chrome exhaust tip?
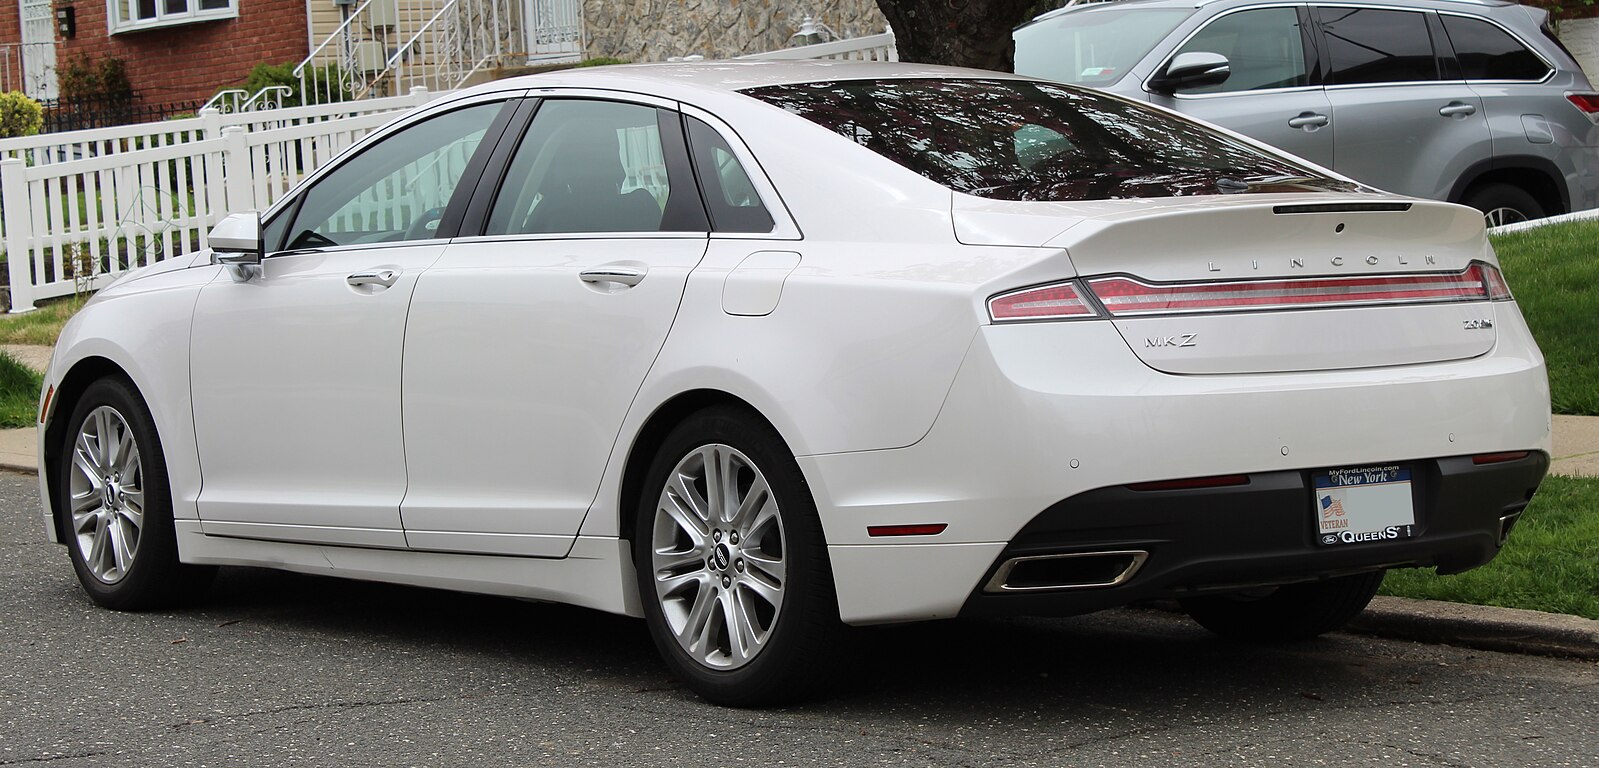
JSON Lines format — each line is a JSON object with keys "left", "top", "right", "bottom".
{"left": 1498, "top": 509, "right": 1524, "bottom": 546}
{"left": 983, "top": 550, "right": 1150, "bottom": 593}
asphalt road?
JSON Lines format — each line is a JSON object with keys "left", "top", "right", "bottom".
{"left": 3, "top": 471, "right": 1596, "bottom": 768}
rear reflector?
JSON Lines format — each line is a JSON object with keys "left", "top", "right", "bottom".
{"left": 1472, "top": 451, "right": 1530, "bottom": 465}
{"left": 1568, "top": 92, "right": 1599, "bottom": 124}
{"left": 988, "top": 281, "right": 1099, "bottom": 322}
{"left": 1127, "top": 474, "right": 1249, "bottom": 491}
{"left": 1086, "top": 262, "right": 1510, "bottom": 317}
{"left": 867, "top": 523, "right": 948, "bottom": 537}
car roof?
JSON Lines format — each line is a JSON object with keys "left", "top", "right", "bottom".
{"left": 1023, "top": 0, "right": 1522, "bottom": 25}
{"left": 452, "top": 60, "right": 1033, "bottom": 104}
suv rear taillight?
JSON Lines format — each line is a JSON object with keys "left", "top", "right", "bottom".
{"left": 988, "top": 281, "right": 1102, "bottom": 322}
{"left": 1568, "top": 92, "right": 1599, "bottom": 124}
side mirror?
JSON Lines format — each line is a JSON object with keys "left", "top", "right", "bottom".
{"left": 210, "top": 212, "right": 264, "bottom": 282}
{"left": 1150, "top": 52, "right": 1231, "bottom": 94}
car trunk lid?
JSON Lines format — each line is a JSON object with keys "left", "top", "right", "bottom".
{"left": 959, "top": 194, "right": 1503, "bottom": 374}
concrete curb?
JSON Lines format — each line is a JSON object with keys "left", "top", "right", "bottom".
{"left": 1347, "top": 596, "right": 1599, "bottom": 661}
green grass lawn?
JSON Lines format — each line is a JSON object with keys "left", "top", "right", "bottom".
{"left": 1490, "top": 219, "right": 1599, "bottom": 416}
{"left": 1381, "top": 474, "right": 1599, "bottom": 620}
{"left": 0, "top": 351, "right": 41, "bottom": 428}
{"left": 0, "top": 297, "right": 83, "bottom": 346}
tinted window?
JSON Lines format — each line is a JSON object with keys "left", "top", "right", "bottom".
{"left": 487, "top": 100, "right": 673, "bottom": 235}
{"left": 1014, "top": 7, "right": 1192, "bottom": 86}
{"left": 744, "top": 79, "right": 1356, "bottom": 202}
{"left": 1173, "top": 8, "right": 1308, "bottom": 94}
{"left": 685, "top": 117, "right": 773, "bottom": 233}
{"left": 284, "top": 102, "right": 501, "bottom": 250}
{"left": 1441, "top": 15, "right": 1550, "bottom": 81}
{"left": 1319, "top": 8, "right": 1438, "bottom": 85}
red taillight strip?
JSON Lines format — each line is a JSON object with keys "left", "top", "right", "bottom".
{"left": 1086, "top": 264, "right": 1507, "bottom": 317}
{"left": 988, "top": 281, "right": 1099, "bottom": 322}
{"left": 1568, "top": 92, "right": 1599, "bottom": 124}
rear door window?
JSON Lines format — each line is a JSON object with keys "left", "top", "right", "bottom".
{"left": 1317, "top": 7, "right": 1439, "bottom": 85}
{"left": 486, "top": 99, "right": 678, "bottom": 235}
{"left": 1440, "top": 15, "right": 1551, "bottom": 82}
{"left": 1170, "top": 7, "right": 1311, "bottom": 94}
{"left": 684, "top": 117, "right": 774, "bottom": 233}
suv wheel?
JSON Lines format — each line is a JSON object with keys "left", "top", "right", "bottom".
{"left": 1463, "top": 182, "right": 1544, "bottom": 227}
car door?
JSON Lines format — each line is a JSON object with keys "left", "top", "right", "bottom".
{"left": 1146, "top": 5, "right": 1336, "bottom": 168}
{"left": 189, "top": 95, "right": 517, "bottom": 547}
{"left": 399, "top": 96, "right": 711, "bottom": 557}
{"left": 1313, "top": 5, "right": 1491, "bottom": 199}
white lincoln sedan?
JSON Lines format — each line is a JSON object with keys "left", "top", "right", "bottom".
{"left": 38, "top": 62, "right": 1551, "bottom": 705}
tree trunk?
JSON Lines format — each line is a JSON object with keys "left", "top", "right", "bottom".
{"left": 875, "top": 0, "right": 1041, "bottom": 71}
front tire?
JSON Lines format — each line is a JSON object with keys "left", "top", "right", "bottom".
{"left": 57, "top": 378, "right": 214, "bottom": 610}
{"left": 633, "top": 406, "right": 841, "bottom": 706}
{"left": 1180, "top": 571, "right": 1384, "bottom": 642}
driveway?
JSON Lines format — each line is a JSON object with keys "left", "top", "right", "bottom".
{"left": 3, "top": 471, "right": 1595, "bottom": 767}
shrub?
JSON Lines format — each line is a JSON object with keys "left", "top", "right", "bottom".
{"left": 0, "top": 91, "right": 43, "bottom": 138}
{"left": 57, "top": 56, "right": 133, "bottom": 103}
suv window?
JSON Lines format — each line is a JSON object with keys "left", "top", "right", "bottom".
{"left": 282, "top": 102, "right": 502, "bottom": 251}
{"left": 1013, "top": 7, "right": 1192, "bottom": 87}
{"left": 1318, "top": 7, "right": 1438, "bottom": 85}
{"left": 1171, "top": 7, "right": 1309, "bottom": 94}
{"left": 486, "top": 99, "right": 674, "bottom": 235}
{"left": 1440, "top": 15, "right": 1550, "bottom": 82}
{"left": 744, "top": 78, "right": 1355, "bottom": 202}
{"left": 685, "top": 117, "right": 773, "bottom": 233}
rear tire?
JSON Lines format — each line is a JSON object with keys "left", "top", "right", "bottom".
{"left": 57, "top": 378, "right": 215, "bottom": 610}
{"left": 1180, "top": 571, "right": 1384, "bottom": 642}
{"left": 1462, "top": 182, "right": 1544, "bottom": 227}
{"left": 633, "top": 405, "right": 841, "bottom": 706}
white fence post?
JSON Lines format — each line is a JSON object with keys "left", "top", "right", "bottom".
{"left": 221, "top": 127, "right": 252, "bottom": 215}
{"left": 1, "top": 157, "right": 34, "bottom": 313}
{"left": 200, "top": 107, "right": 223, "bottom": 141}
{"left": 409, "top": 86, "right": 431, "bottom": 108}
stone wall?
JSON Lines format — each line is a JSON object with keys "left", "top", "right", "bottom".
{"left": 1561, "top": 17, "right": 1599, "bottom": 82}
{"left": 583, "top": 0, "right": 888, "bottom": 63}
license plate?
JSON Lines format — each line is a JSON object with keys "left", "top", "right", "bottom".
{"left": 1312, "top": 465, "right": 1417, "bottom": 546}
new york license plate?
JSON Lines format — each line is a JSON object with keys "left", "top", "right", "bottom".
{"left": 1312, "top": 465, "right": 1417, "bottom": 546}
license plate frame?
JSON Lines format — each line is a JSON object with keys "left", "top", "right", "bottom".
{"left": 1312, "top": 464, "right": 1417, "bottom": 547}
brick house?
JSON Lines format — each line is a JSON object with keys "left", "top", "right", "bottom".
{"left": 0, "top": 0, "right": 311, "bottom": 105}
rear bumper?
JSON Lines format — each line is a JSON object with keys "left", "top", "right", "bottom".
{"left": 807, "top": 311, "right": 1551, "bottom": 625}
{"left": 960, "top": 452, "right": 1546, "bottom": 618}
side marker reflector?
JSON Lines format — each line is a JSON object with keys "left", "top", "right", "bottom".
{"left": 867, "top": 523, "right": 949, "bottom": 537}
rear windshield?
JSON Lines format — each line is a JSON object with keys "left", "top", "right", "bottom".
{"left": 743, "top": 78, "right": 1357, "bottom": 202}
{"left": 1014, "top": 7, "right": 1191, "bottom": 86}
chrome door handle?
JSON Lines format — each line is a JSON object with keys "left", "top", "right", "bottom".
{"left": 579, "top": 267, "right": 646, "bottom": 287}
{"left": 1287, "top": 113, "right": 1329, "bottom": 129}
{"left": 1439, "top": 102, "right": 1477, "bottom": 117}
{"left": 347, "top": 269, "right": 399, "bottom": 288}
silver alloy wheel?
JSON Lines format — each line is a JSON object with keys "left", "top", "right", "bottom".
{"left": 651, "top": 443, "right": 786, "bottom": 670}
{"left": 68, "top": 405, "right": 144, "bottom": 584}
{"left": 1483, "top": 207, "right": 1530, "bottom": 228}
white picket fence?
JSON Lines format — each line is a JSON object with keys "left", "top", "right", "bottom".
{"left": 737, "top": 31, "right": 898, "bottom": 62}
{"left": 0, "top": 88, "right": 440, "bottom": 312}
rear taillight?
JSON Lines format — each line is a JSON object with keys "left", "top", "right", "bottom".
{"left": 988, "top": 281, "right": 1101, "bottom": 322}
{"left": 1082, "top": 262, "right": 1510, "bottom": 317}
{"left": 1568, "top": 92, "right": 1599, "bottom": 124}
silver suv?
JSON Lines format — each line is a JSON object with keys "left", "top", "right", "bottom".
{"left": 1014, "top": 0, "right": 1599, "bottom": 223}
